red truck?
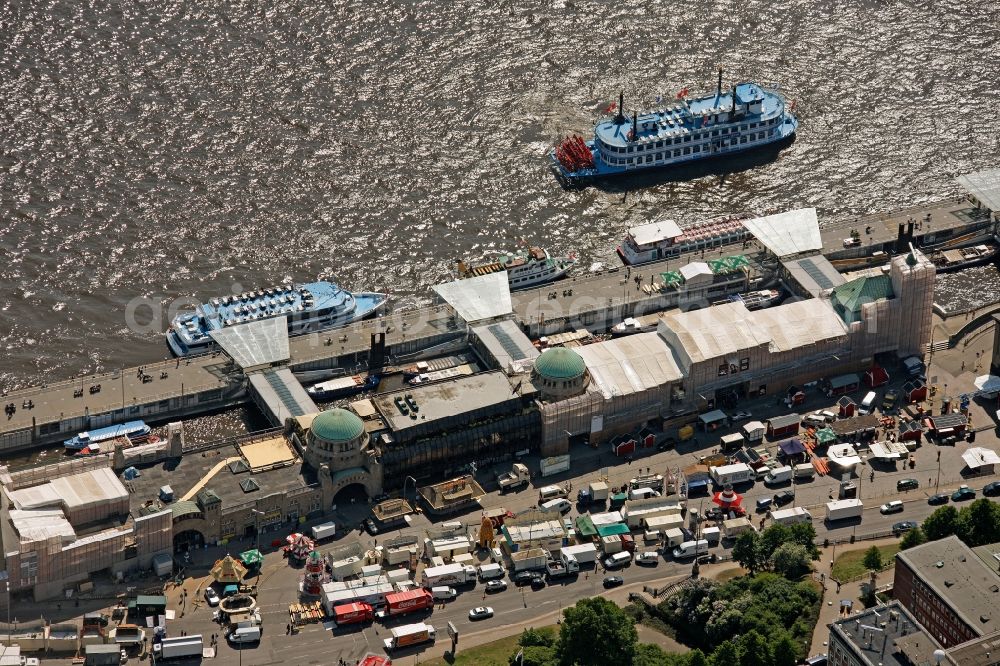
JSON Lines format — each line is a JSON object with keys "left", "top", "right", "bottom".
{"left": 333, "top": 602, "right": 375, "bottom": 626}
{"left": 376, "top": 589, "right": 433, "bottom": 619}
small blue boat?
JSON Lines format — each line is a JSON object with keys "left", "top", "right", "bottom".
{"left": 64, "top": 420, "right": 152, "bottom": 451}
{"left": 551, "top": 70, "right": 797, "bottom": 184}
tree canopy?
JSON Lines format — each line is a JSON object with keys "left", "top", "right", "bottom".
{"left": 862, "top": 545, "right": 883, "bottom": 572}
{"left": 556, "top": 597, "right": 638, "bottom": 666}
{"left": 922, "top": 505, "right": 959, "bottom": 541}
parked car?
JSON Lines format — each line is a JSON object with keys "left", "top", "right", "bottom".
{"left": 731, "top": 411, "right": 752, "bottom": 421}
{"left": 880, "top": 500, "right": 904, "bottom": 515}
{"left": 928, "top": 493, "right": 950, "bottom": 505}
{"left": 204, "top": 587, "right": 221, "bottom": 606}
{"left": 469, "top": 606, "right": 494, "bottom": 621}
{"left": 773, "top": 490, "right": 795, "bottom": 506}
{"left": 657, "top": 437, "right": 677, "bottom": 452}
{"left": 363, "top": 518, "right": 380, "bottom": 535}
{"left": 513, "top": 571, "right": 536, "bottom": 586}
{"left": 896, "top": 478, "right": 920, "bottom": 492}
{"left": 804, "top": 654, "right": 828, "bottom": 666}
{"left": 530, "top": 573, "right": 546, "bottom": 590}
{"left": 892, "top": 520, "right": 918, "bottom": 534}
{"left": 635, "top": 551, "right": 660, "bottom": 566}
{"left": 485, "top": 579, "right": 508, "bottom": 593}
{"left": 602, "top": 576, "right": 624, "bottom": 588}
{"left": 755, "top": 497, "right": 773, "bottom": 512}
{"left": 983, "top": 481, "right": 1000, "bottom": 497}
{"left": 952, "top": 485, "right": 976, "bottom": 502}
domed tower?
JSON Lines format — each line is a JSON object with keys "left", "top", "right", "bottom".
{"left": 531, "top": 347, "right": 590, "bottom": 400}
{"left": 305, "top": 408, "right": 368, "bottom": 470}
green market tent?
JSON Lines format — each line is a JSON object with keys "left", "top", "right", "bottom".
{"left": 239, "top": 549, "right": 263, "bottom": 568}
{"left": 815, "top": 428, "right": 837, "bottom": 445}
{"left": 596, "top": 523, "right": 630, "bottom": 538}
{"left": 660, "top": 271, "right": 684, "bottom": 287}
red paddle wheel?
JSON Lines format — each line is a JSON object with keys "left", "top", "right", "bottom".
{"left": 555, "top": 135, "right": 595, "bottom": 172}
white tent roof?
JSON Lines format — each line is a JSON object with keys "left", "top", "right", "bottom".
{"left": 9, "top": 508, "right": 76, "bottom": 543}
{"left": 957, "top": 168, "right": 1000, "bottom": 213}
{"left": 827, "top": 444, "right": 862, "bottom": 468}
{"left": 679, "top": 261, "right": 714, "bottom": 284}
{"left": 433, "top": 272, "right": 511, "bottom": 323}
{"left": 753, "top": 299, "right": 848, "bottom": 352}
{"left": 209, "top": 316, "right": 290, "bottom": 369}
{"left": 743, "top": 208, "right": 822, "bottom": 258}
{"left": 659, "top": 301, "right": 770, "bottom": 366}
{"left": 51, "top": 467, "right": 129, "bottom": 509}
{"left": 962, "top": 447, "right": 1000, "bottom": 470}
{"left": 8, "top": 482, "right": 63, "bottom": 510}
{"left": 628, "top": 219, "right": 683, "bottom": 246}
{"left": 574, "top": 332, "right": 683, "bottom": 399}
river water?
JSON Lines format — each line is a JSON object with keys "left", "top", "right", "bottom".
{"left": 2, "top": 0, "right": 999, "bottom": 394}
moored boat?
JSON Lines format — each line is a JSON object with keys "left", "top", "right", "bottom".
{"left": 64, "top": 420, "right": 151, "bottom": 451}
{"left": 610, "top": 316, "right": 659, "bottom": 336}
{"left": 551, "top": 71, "right": 797, "bottom": 184}
{"left": 931, "top": 244, "right": 997, "bottom": 273}
{"left": 730, "top": 289, "right": 781, "bottom": 310}
{"left": 617, "top": 216, "right": 750, "bottom": 265}
{"left": 167, "top": 281, "right": 387, "bottom": 357}
{"left": 458, "top": 247, "right": 575, "bottom": 290}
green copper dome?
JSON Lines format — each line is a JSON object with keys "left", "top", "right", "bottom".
{"left": 311, "top": 408, "right": 364, "bottom": 443}
{"left": 534, "top": 347, "right": 587, "bottom": 380}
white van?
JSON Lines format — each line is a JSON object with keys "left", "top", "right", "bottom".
{"left": 228, "top": 626, "right": 261, "bottom": 644}
{"left": 604, "top": 551, "right": 633, "bottom": 569}
{"left": 540, "top": 498, "right": 572, "bottom": 515}
{"left": 538, "top": 485, "right": 568, "bottom": 503}
{"left": 431, "top": 586, "right": 457, "bottom": 601}
{"left": 628, "top": 487, "right": 660, "bottom": 501}
{"left": 860, "top": 391, "right": 877, "bottom": 414}
{"left": 764, "top": 465, "right": 794, "bottom": 486}
{"left": 672, "top": 539, "right": 710, "bottom": 560}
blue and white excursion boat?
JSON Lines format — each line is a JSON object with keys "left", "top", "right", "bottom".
{"left": 64, "top": 420, "right": 151, "bottom": 452}
{"left": 552, "top": 70, "right": 797, "bottom": 183}
{"left": 167, "top": 281, "right": 387, "bottom": 356}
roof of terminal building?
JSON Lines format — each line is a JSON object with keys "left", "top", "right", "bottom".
{"left": 782, "top": 255, "right": 847, "bottom": 297}
{"left": 209, "top": 316, "right": 290, "bottom": 369}
{"left": 831, "top": 274, "right": 894, "bottom": 321}
{"left": 471, "top": 319, "right": 539, "bottom": 373}
{"left": 752, "top": 299, "right": 848, "bottom": 352}
{"left": 957, "top": 168, "right": 1000, "bottom": 213}
{"left": 311, "top": 408, "right": 365, "bottom": 443}
{"left": 433, "top": 272, "right": 512, "bottom": 323}
{"left": 659, "top": 301, "right": 771, "bottom": 366}
{"left": 9, "top": 467, "right": 129, "bottom": 513}
{"left": 895, "top": 535, "right": 1000, "bottom": 637}
{"left": 743, "top": 208, "right": 822, "bottom": 258}
{"left": 372, "top": 371, "right": 519, "bottom": 433}
{"left": 574, "top": 332, "right": 683, "bottom": 399}
{"left": 246, "top": 367, "right": 318, "bottom": 420}
{"left": 534, "top": 347, "right": 587, "bottom": 380}
{"left": 9, "top": 508, "right": 76, "bottom": 542}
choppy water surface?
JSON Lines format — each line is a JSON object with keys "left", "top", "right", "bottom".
{"left": 2, "top": 0, "right": 999, "bottom": 391}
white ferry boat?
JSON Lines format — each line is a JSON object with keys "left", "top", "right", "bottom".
{"left": 167, "top": 281, "right": 387, "bottom": 356}
{"left": 610, "top": 316, "right": 659, "bottom": 336}
{"left": 458, "top": 247, "right": 575, "bottom": 290}
{"left": 618, "top": 216, "right": 749, "bottom": 265}
{"left": 730, "top": 289, "right": 781, "bottom": 310}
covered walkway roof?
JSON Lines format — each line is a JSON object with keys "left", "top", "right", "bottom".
{"left": 209, "top": 316, "right": 290, "bottom": 369}
{"left": 433, "top": 272, "right": 511, "bottom": 323}
{"left": 743, "top": 208, "right": 822, "bottom": 258}
{"left": 957, "top": 168, "right": 1000, "bottom": 213}
{"left": 247, "top": 367, "right": 319, "bottom": 425}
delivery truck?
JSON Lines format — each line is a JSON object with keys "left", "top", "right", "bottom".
{"left": 383, "top": 623, "right": 436, "bottom": 652}
{"left": 560, "top": 543, "right": 598, "bottom": 566}
{"left": 376, "top": 590, "right": 433, "bottom": 619}
{"left": 477, "top": 563, "right": 505, "bottom": 580}
{"left": 710, "top": 463, "right": 755, "bottom": 486}
{"left": 825, "top": 499, "right": 864, "bottom": 522}
{"left": 545, "top": 558, "right": 579, "bottom": 579}
{"left": 664, "top": 528, "right": 685, "bottom": 547}
{"left": 767, "top": 507, "right": 812, "bottom": 525}
{"left": 153, "top": 635, "right": 204, "bottom": 660}
{"left": 577, "top": 481, "right": 610, "bottom": 505}
{"left": 497, "top": 463, "right": 530, "bottom": 493}
{"left": 420, "top": 563, "right": 476, "bottom": 587}
{"left": 311, "top": 522, "right": 337, "bottom": 541}
{"left": 334, "top": 602, "right": 375, "bottom": 625}
{"left": 510, "top": 548, "right": 549, "bottom": 573}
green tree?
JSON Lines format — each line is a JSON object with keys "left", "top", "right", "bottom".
{"left": 711, "top": 640, "right": 741, "bottom": 666}
{"left": 957, "top": 499, "right": 1000, "bottom": 546}
{"left": 759, "top": 523, "right": 792, "bottom": 561}
{"left": 556, "top": 597, "right": 638, "bottom": 666}
{"left": 787, "top": 521, "right": 821, "bottom": 559}
{"left": 771, "top": 542, "right": 811, "bottom": 579}
{"left": 922, "top": 505, "right": 960, "bottom": 541}
{"left": 633, "top": 644, "right": 673, "bottom": 666}
{"left": 687, "top": 650, "right": 710, "bottom": 666}
{"left": 899, "top": 526, "right": 927, "bottom": 550}
{"left": 519, "top": 626, "right": 556, "bottom": 648}
{"left": 862, "top": 546, "right": 883, "bottom": 572}
{"left": 732, "top": 531, "right": 765, "bottom": 573}
{"left": 771, "top": 633, "right": 799, "bottom": 666}
{"left": 737, "top": 630, "right": 773, "bottom": 666}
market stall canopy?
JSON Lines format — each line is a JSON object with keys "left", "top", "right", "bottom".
{"left": 827, "top": 444, "right": 862, "bottom": 469}
{"left": 210, "top": 554, "right": 247, "bottom": 584}
{"left": 962, "top": 447, "right": 1000, "bottom": 471}
{"left": 778, "top": 438, "right": 807, "bottom": 456}
{"left": 239, "top": 549, "right": 263, "bottom": 567}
